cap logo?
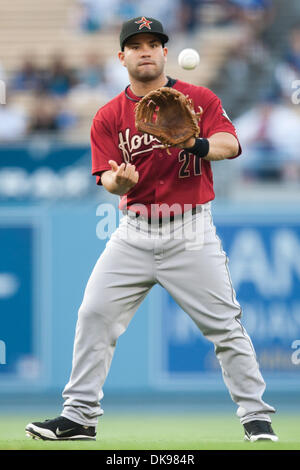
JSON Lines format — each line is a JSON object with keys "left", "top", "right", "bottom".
{"left": 135, "top": 17, "right": 152, "bottom": 30}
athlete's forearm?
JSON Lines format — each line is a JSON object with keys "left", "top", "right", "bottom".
{"left": 100, "top": 171, "right": 120, "bottom": 195}
{"left": 204, "top": 132, "right": 239, "bottom": 161}
{"left": 101, "top": 170, "right": 129, "bottom": 195}
{"left": 183, "top": 132, "right": 239, "bottom": 162}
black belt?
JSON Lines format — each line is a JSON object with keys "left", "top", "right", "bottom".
{"left": 123, "top": 206, "right": 201, "bottom": 226}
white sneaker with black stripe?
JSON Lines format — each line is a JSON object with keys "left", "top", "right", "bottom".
{"left": 243, "top": 420, "right": 278, "bottom": 442}
{"left": 25, "top": 416, "right": 96, "bottom": 441}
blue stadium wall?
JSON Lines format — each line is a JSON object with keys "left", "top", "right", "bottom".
{"left": 0, "top": 143, "right": 300, "bottom": 396}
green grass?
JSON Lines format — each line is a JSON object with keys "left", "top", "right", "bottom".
{"left": 0, "top": 413, "right": 299, "bottom": 450}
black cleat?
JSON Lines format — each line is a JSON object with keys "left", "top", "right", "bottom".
{"left": 243, "top": 420, "right": 278, "bottom": 442}
{"left": 25, "top": 416, "right": 96, "bottom": 441}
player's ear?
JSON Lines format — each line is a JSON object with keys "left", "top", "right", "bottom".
{"left": 118, "top": 51, "right": 126, "bottom": 67}
{"left": 163, "top": 47, "right": 168, "bottom": 62}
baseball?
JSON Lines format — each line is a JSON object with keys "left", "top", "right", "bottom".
{"left": 178, "top": 48, "right": 200, "bottom": 70}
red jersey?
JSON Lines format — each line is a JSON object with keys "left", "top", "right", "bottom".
{"left": 91, "top": 78, "right": 241, "bottom": 216}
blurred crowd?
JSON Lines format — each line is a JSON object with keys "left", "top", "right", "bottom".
{"left": 0, "top": 52, "right": 107, "bottom": 140}
{"left": 232, "top": 23, "right": 300, "bottom": 183}
{"left": 0, "top": 0, "right": 300, "bottom": 186}
{"left": 70, "top": 0, "right": 275, "bottom": 36}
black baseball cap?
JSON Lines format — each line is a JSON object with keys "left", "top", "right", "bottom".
{"left": 120, "top": 16, "right": 169, "bottom": 51}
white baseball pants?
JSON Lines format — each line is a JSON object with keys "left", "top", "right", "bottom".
{"left": 61, "top": 203, "right": 275, "bottom": 426}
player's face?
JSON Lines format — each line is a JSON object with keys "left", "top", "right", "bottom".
{"left": 119, "top": 34, "right": 167, "bottom": 82}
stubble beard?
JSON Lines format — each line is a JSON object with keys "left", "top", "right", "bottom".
{"left": 128, "top": 61, "right": 165, "bottom": 83}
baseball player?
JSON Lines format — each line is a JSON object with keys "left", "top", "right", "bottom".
{"left": 26, "top": 17, "right": 278, "bottom": 442}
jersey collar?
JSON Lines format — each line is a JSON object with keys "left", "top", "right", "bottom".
{"left": 125, "top": 76, "right": 177, "bottom": 102}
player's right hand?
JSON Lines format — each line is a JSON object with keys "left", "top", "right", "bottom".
{"left": 107, "top": 160, "right": 139, "bottom": 195}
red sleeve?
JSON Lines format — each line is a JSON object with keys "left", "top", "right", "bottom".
{"left": 91, "top": 114, "right": 123, "bottom": 185}
{"left": 202, "top": 95, "right": 242, "bottom": 159}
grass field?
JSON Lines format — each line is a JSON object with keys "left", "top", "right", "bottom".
{"left": 0, "top": 412, "right": 299, "bottom": 450}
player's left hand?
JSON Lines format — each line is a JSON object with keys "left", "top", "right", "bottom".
{"left": 135, "top": 87, "right": 202, "bottom": 150}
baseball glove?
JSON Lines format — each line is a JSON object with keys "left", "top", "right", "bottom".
{"left": 135, "top": 87, "right": 203, "bottom": 151}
